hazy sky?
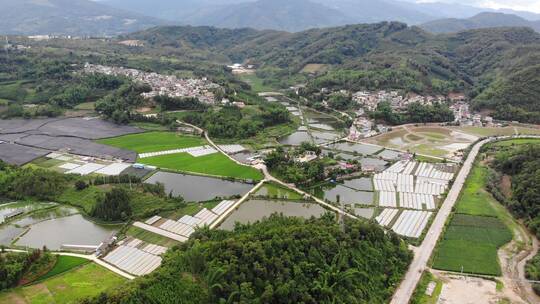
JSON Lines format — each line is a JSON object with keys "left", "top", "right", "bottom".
{"left": 415, "top": 0, "right": 540, "bottom": 13}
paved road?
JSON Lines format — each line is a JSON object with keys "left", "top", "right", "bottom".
{"left": 390, "top": 138, "right": 491, "bottom": 304}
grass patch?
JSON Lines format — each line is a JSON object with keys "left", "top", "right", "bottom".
{"left": 255, "top": 182, "right": 303, "bottom": 200}
{"left": 98, "top": 132, "right": 206, "bottom": 153}
{"left": 58, "top": 186, "right": 106, "bottom": 214}
{"left": 37, "top": 256, "right": 89, "bottom": 282}
{"left": 491, "top": 138, "right": 540, "bottom": 147}
{"left": 238, "top": 74, "right": 275, "bottom": 92}
{"left": 125, "top": 226, "right": 179, "bottom": 248}
{"left": 454, "top": 166, "right": 498, "bottom": 217}
{"left": 28, "top": 157, "right": 65, "bottom": 169}
{"left": 129, "top": 122, "right": 170, "bottom": 131}
{"left": 141, "top": 152, "right": 263, "bottom": 181}
{"left": 0, "top": 263, "right": 125, "bottom": 304}
{"left": 415, "top": 155, "right": 443, "bottom": 163}
{"left": 159, "top": 200, "right": 222, "bottom": 220}
{"left": 411, "top": 271, "right": 443, "bottom": 304}
{"left": 454, "top": 126, "right": 516, "bottom": 137}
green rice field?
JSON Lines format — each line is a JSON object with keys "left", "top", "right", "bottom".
{"left": 141, "top": 152, "right": 263, "bottom": 181}
{"left": 0, "top": 263, "right": 125, "bottom": 304}
{"left": 97, "top": 132, "right": 206, "bottom": 153}
{"left": 432, "top": 165, "right": 512, "bottom": 276}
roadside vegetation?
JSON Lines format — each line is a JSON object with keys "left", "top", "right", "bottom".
{"left": 485, "top": 140, "right": 540, "bottom": 294}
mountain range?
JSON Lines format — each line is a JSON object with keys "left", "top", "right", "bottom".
{"left": 421, "top": 12, "right": 540, "bottom": 33}
{"left": 1, "top": 0, "right": 540, "bottom": 35}
{"left": 0, "top": 0, "right": 164, "bottom": 36}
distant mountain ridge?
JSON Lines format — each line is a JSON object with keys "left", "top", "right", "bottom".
{"left": 421, "top": 12, "right": 540, "bottom": 34}
{"left": 102, "top": 0, "right": 540, "bottom": 32}
{"left": 184, "top": 0, "right": 351, "bottom": 32}
{"left": 0, "top": 0, "right": 165, "bottom": 36}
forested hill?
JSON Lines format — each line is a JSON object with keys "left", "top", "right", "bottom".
{"left": 420, "top": 12, "right": 540, "bottom": 34}
{"left": 82, "top": 215, "right": 412, "bottom": 303}
{"left": 125, "top": 23, "right": 540, "bottom": 122}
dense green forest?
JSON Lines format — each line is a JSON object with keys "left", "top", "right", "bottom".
{"left": 489, "top": 143, "right": 540, "bottom": 294}
{"left": 83, "top": 215, "right": 412, "bottom": 304}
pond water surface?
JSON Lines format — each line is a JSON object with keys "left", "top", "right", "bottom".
{"left": 145, "top": 171, "right": 254, "bottom": 202}
{"left": 327, "top": 142, "right": 382, "bottom": 155}
{"left": 220, "top": 199, "right": 326, "bottom": 230}
{"left": 278, "top": 131, "right": 312, "bottom": 146}
{"left": 311, "top": 182, "right": 374, "bottom": 206}
{"left": 16, "top": 214, "right": 119, "bottom": 250}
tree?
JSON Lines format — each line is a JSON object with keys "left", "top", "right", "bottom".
{"left": 92, "top": 187, "right": 132, "bottom": 221}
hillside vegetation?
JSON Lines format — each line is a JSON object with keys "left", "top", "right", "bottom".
{"left": 82, "top": 215, "right": 412, "bottom": 303}
{"left": 124, "top": 24, "right": 540, "bottom": 123}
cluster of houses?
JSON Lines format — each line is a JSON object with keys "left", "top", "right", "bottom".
{"left": 449, "top": 102, "right": 495, "bottom": 127}
{"left": 84, "top": 63, "right": 221, "bottom": 104}
{"left": 351, "top": 90, "right": 448, "bottom": 111}
{"left": 348, "top": 117, "right": 389, "bottom": 140}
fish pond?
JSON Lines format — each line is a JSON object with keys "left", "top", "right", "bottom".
{"left": 310, "top": 178, "right": 375, "bottom": 206}
{"left": 145, "top": 171, "right": 254, "bottom": 202}
{"left": 16, "top": 213, "right": 119, "bottom": 250}
{"left": 0, "top": 204, "right": 120, "bottom": 250}
{"left": 219, "top": 199, "right": 327, "bottom": 230}
{"left": 278, "top": 131, "right": 312, "bottom": 146}
{"left": 327, "top": 142, "right": 383, "bottom": 155}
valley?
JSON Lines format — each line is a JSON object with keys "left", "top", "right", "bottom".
{"left": 1, "top": 9, "right": 540, "bottom": 303}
